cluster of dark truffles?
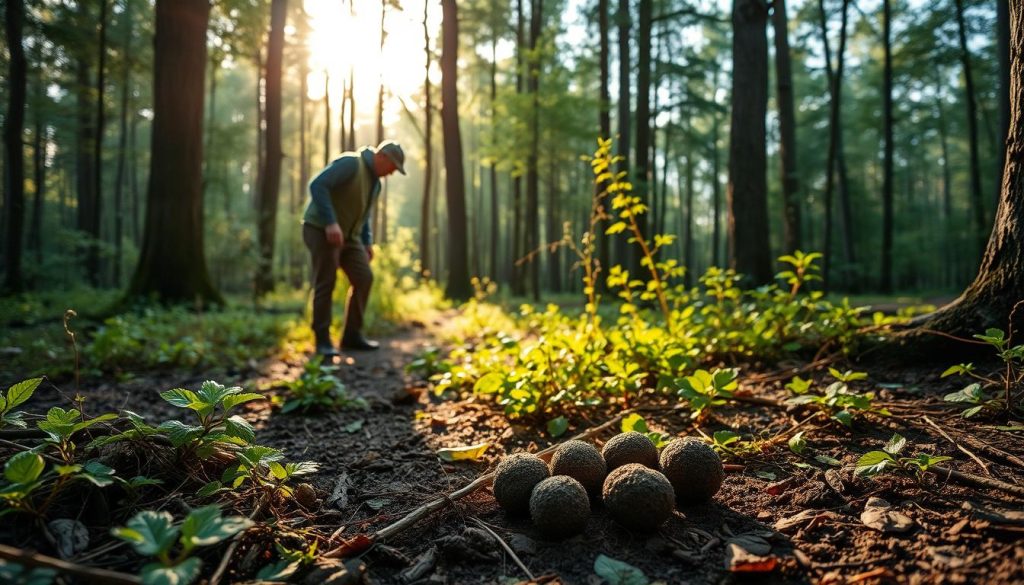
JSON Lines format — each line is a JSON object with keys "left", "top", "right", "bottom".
{"left": 491, "top": 433, "right": 723, "bottom": 539}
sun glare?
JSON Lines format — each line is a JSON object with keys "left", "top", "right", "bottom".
{"left": 304, "top": 0, "right": 438, "bottom": 126}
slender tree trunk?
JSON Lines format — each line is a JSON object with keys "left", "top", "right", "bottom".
{"left": 597, "top": 0, "right": 611, "bottom": 286}
{"left": 510, "top": 0, "right": 525, "bottom": 295}
{"left": 3, "top": 0, "right": 28, "bottom": 292}
{"left": 255, "top": 0, "right": 287, "bottom": 297}
{"left": 936, "top": 84, "right": 955, "bottom": 289}
{"left": 93, "top": 0, "right": 109, "bottom": 284}
{"left": 490, "top": 31, "right": 500, "bottom": 281}
{"left": 129, "top": 108, "right": 140, "bottom": 245}
{"left": 421, "top": 1, "right": 432, "bottom": 278}
{"left": 440, "top": 0, "right": 471, "bottom": 300}
{"left": 772, "top": 0, "right": 801, "bottom": 254}
{"left": 819, "top": 0, "right": 848, "bottom": 291}
{"left": 712, "top": 91, "right": 722, "bottom": 268}
{"left": 376, "top": 0, "right": 387, "bottom": 243}
{"left": 634, "top": 0, "right": 652, "bottom": 267}
{"left": 126, "top": 0, "right": 221, "bottom": 305}
{"left": 113, "top": 0, "right": 133, "bottom": 287}
{"left": 30, "top": 83, "right": 44, "bottom": 267}
{"left": 324, "top": 74, "right": 331, "bottom": 165}
{"left": 880, "top": 0, "right": 895, "bottom": 293}
{"left": 728, "top": 0, "right": 772, "bottom": 285}
{"left": 526, "top": 0, "right": 544, "bottom": 300}
{"left": 615, "top": 0, "right": 631, "bottom": 269}
{"left": 684, "top": 110, "right": 695, "bottom": 287}
{"left": 547, "top": 157, "right": 561, "bottom": 293}
{"left": 955, "top": 0, "right": 987, "bottom": 258}
{"left": 75, "top": 57, "right": 98, "bottom": 287}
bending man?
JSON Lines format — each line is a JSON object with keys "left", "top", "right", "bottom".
{"left": 302, "top": 140, "right": 406, "bottom": 357}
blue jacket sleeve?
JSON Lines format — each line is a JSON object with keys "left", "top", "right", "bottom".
{"left": 308, "top": 157, "right": 358, "bottom": 225}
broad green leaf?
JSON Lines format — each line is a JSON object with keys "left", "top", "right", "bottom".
{"left": 181, "top": 505, "right": 253, "bottom": 547}
{"left": 788, "top": 431, "right": 807, "bottom": 455}
{"left": 159, "top": 389, "right": 199, "bottom": 409}
{"left": 140, "top": 558, "right": 201, "bottom": 585}
{"left": 1, "top": 411, "right": 28, "bottom": 428}
{"left": 221, "top": 393, "right": 264, "bottom": 412}
{"left": 940, "top": 364, "right": 973, "bottom": 378}
{"left": 785, "top": 376, "right": 812, "bottom": 395}
{"left": 944, "top": 384, "right": 983, "bottom": 404}
{"left": 196, "top": 380, "right": 239, "bottom": 406}
{"left": 71, "top": 413, "right": 118, "bottom": 434}
{"left": 125, "top": 476, "right": 163, "bottom": 489}
{"left": 79, "top": 460, "right": 116, "bottom": 487}
{"left": 473, "top": 372, "right": 504, "bottom": 395}
{"left": 883, "top": 434, "right": 907, "bottom": 456}
{"left": 268, "top": 461, "right": 288, "bottom": 480}
{"left": 593, "top": 554, "right": 649, "bottom": 585}
{"left": 437, "top": 443, "right": 489, "bottom": 462}
{"left": 113, "top": 510, "right": 179, "bottom": 556}
{"left": 831, "top": 410, "right": 854, "bottom": 427}
{"left": 256, "top": 559, "right": 301, "bottom": 581}
{"left": 237, "top": 446, "right": 282, "bottom": 468}
{"left": 286, "top": 461, "right": 320, "bottom": 476}
{"left": 855, "top": 451, "right": 895, "bottom": 477}
{"left": 5, "top": 378, "right": 42, "bottom": 411}
{"left": 547, "top": 416, "right": 569, "bottom": 438}
{"left": 620, "top": 413, "right": 650, "bottom": 434}
{"left": 814, "top": 454, "right": 842, "bottom": 467}
{"left": 223, "top": 416, "right": 255, "bottom": 444}
{"left": 197, "top": 481, "right": 223, "bottom": 497}
{"left": 4, "top": 451, "right": 45, "bottom": 484}
{"left": 713, "top": 430, "right": 740, "bottom": 447}
{"left": 157, "top": 420, "right": 204, "bottom": 448}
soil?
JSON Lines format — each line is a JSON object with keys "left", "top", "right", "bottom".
{"left": 3, "top": 318, "right": 1024, "bottom": 584}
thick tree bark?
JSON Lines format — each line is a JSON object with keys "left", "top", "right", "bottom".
{"left": 377, "top": 0, "right": 388, "bottom": 244}
{"left": 772, "top": 0, "right": 801, "bottom": 255}
{"left": 955, "top": 0, "right": 987, "bottom": 259}
{"left": 998, "top": 0, "right": 1010, "bottom": 209}
{"left": 728, "top": 0, "right": 772, "bottom": 285}
{"left": 902, "top": 1, "right": 1024, "bottom": 353}
{"left": 113, "top": 0, "right": 133, "bottom": 287}
{"left": 255, "top": 0, "right": 288, "bottom": 297}
{"left": 126, "top": 0, "right": 221, "bottom": 305}
{"left": 3, "top": 0, "right": 28, "bottom": 292}
{"left": 421, "top": 1, "right": 432, "bottom": 278}
{"left": 615, "top": 0, "right": 631, "bottom": 269}
{"left": 881, "top": 0, "right": 895, "bottom": 293}
{"left": 441, "top": 0, "right": 471, "bottom": 301}
{"left": 526, "top": 0, "right": 544, "bottom": 301}
{"left": 596, "top": 0, "right": 611, "bottom": 286}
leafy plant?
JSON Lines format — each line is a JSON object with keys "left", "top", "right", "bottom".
{"left": 942, "top": 327, "right": 1024, "bottom": 417}
{"left": 785, "top": 369, "right": 889, "bottom": 427}
{"left": 157, "top": 380, "right": 263, "bottom": 458}
{"left": 198, "top": 445, "right": 319, "bottom": 498}
{"left": 37, "top": 406, "right": 117, "bottom": 463}
{"left": 0, "top": 377, "right": 42, "bottom": 429}
{"left": 112, "top": 506, "right": 252, "bottom": 585}
{"left": 855, "top": 434, "right": 952, "bottom": 478}
{"left": 620, "top": 413, "right": 667, "bottom": 447}
{"left": 669, "top": 368, "right": 739, "bottom": 419}
{"left": 282, "top": 357, "right": 367, "bottom": 413}
{"left": 708, "top": 429, "right": 760, "bottom": 459}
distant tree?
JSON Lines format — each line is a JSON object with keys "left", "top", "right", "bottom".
{"left": 596, "top": 0, "right": 611, "bottom": 284}
{"left": 126, "top": 0, "right": 221, "bottom": 305}
{"left": 905, "top": 2, "right": 1024, "bottom": 348}
{"left": 113, "top": 0, "right": 135, "bottom": 286}
{"left": 93, "top": 0, "right": 108, "bottom": 283}
{"left": 728, "top": 0, "right": 772, "bottom": 285}
{"left": 881, "top": 0, "right": 894, "bottom": 293}
{"left": 421, "top": 0, "right": 433, "bottom": 278}
{"left": 818, "top": 0, "right": 850, "bottom": 290}
{"left": 441, "top": 0, "right": 471, "bottom": 300}
{"left": 3, "top": 0, "right": 28, "bottom": 293}
{"left": 526, "top": 0, "right": 544, "bottom": 301}
{"left": 255, "top": 0, "right": 288, "bottom": 297}
{"left": 633, "top": 0, "right": 652, "bottom": 266}
{"left": 615, "top": 0, "right": 631, "bottom": 268}
{"left": 772, "top": 0, "right": 801, "bottom": 255}
{"left": 955, "top": 0, "right": 986, "bottom": 258}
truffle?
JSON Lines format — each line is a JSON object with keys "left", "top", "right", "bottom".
{"left": 601, "top": 432, "right": 660, "bottom": 471}
{"left": 658, "top": 437, "right": 724, "bottom": 505}
{"left": 529, "top": 476, "right": 590, "bottom": 539}
{"left": 492, "top": 453, "right": 550, "bottom": 515}
{"left": 549, "top": 440, "right": 607, "bottom": 495}
{"left": 602, "top": 463, "right": 675, "bottom": 531}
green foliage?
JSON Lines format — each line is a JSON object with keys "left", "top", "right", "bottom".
{"left": 855, "top": 433, "right": 952, "bottom": 478}
{"left": 620, "top": 413, "right": 667, "bottom": 448}
{"left": 0, "top": 377, "right": 42, "bottom": 429}
{"left": 281, "top": 357, "right": 367, "bottom": 414}
{"left": 157, "top": 380, "right": 263, "bottom": 458}
{"left": 668, "top": 369, "right": 738, "bottom": 419}
{"left": 785, "top": 369, "right": 890, "bottom": 427}
{"left": 112, "top": 506, "right": 252, "bottom": 585}
{"left": 708, "top": 429, "right": 760, "bottom": 459}
{"left": 199, "top": 445, "right": 319, "bottom": 498}
{"left": 941, "top": 327, "right": 1024, "bottom": 417}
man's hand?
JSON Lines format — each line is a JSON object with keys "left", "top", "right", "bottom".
{"left": 325, "top": 223, "right": 344, "bottom": 247}
{"left": 366, "top": 245, "right": 374, "bottom": 263}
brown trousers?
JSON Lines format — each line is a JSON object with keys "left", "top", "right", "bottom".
{"left": 303, "top": 223, "right": 373, "bottom": 347}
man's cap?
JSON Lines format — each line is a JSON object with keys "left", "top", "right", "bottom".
{"left": 377, "top": 141, "right": 406, "bottom": 175}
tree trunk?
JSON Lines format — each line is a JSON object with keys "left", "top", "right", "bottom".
{"left": 441, "top": 0, "right": 471, "bottom": 301}
{"left": 510, "top": 0, "right": 525, "bottom": 295}
{"left": 376, "top": 0, "right": 388, "bottom": 244}
{"left": 255, "top": 0, "right": 287, "bottom": 297}
{"left": 324, "top": 74, "right": 331, "bottom": 165}
{"left": 955, "top": 0, "right": 987, "bottom": 259}
{"left": 880, "top": 0, "right": 895, "bottom": 293}
{"left": 526, "top": 0, "right": 544, "bottom": 301}
{"left": 684, "top": 110, "right": 695, "bottom": 287}
{"left": 634, "top": 0, "right": 652, "bottom": 267}
{"left": 129, "top": 106, "right": 140, "bottom": 245}
{"left": 936, "top": 84, "right": 955, "bottom": 289}
{"left": 728, "top": 0, "right": 772, "bottom": 286}
{"left": 615, "top": 0, "right": 631, "bottom": 269}
{"left": 421, "top": 0, "right": 432, "bottom": 278}
{"left": 94, "top": 0, "right": 108, "bottom": 284}
{"left": 547, "top": 157, "right": 561, "bottom": 293}
{"left": 998, "top": 0, "right": 1010, "bottom": 209}
{"left": 3, "top": 0, "right": 27, "bottom": 292}
{"left": 712, "top": 86, "right": 722, "bottom": 268}
{"left": 76, "top": 56, "right": 99, "bottom": 287}
{"left": 30, "top": 77, "right": 44, "bottom": 267}
{"left": 902, "top": 1, "right": 1024, "bottom": 354}
{"left": 597, "top": 0, "right": 611, "bottom": 286}
{"left": 126, "top": 0, "right": 221, "bottom": 305}
{"left": 113, "top": 0, "right": 133, "bottom": 287}
{"left": 819, "top": 0, "right": 849, "bottom": 291}
{"left": 772, "top": 0, "right": 800, "bottom": 255}
{"left": 490, "top": 30, "right": 500, "bottom": 281}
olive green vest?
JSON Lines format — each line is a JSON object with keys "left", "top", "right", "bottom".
{"left": 330, "top": 150, "right": 372, "bottom": 243}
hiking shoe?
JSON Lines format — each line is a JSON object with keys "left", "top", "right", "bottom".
{"left": 341, "top": 333, "right": 380, "bottom": 351}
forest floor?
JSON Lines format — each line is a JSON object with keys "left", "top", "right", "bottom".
{"left": 3, "top": 309, "right": 1024, "bottom": 584}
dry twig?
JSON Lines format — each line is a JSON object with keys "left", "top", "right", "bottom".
{"left": 0, "top": 543, "right": 141, "bottom": 585}
{"left": 470, "top": 518, "right": 535, "bottom": 581}
{"left": 922, "top": 416, "right": 991, "bottom": 476}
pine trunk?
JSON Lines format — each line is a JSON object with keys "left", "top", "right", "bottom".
{"left": 956, "top": 0, "right": 987, "bottom": 259}
{"left": 615, "top": 0, "right": 631, "bottom": 269}
{"left": 881, "top": 0, "right": 895, "bottom": 292}
{"left": 440, "top": 0, "right": 471, "bottom": 301}
{"left": 772, "top": 0, "right": 801, "bottom": 255}
{"left": 3, "top": 0, "right": 27, "bottom": 292}
{"left": 421, "top": 0, "right": 432, "bottom": 278}
{"left": 255, "top": 0, "right": 287, "bottom": 297}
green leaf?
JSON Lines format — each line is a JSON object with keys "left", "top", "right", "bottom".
{"left": 196, "top": 380, "right": 238, "bottom": 406}
{"left": 785, "top": 376, "right": 812, "bottom": 395}
{"left": 814, "top": 454, "right": 842, "bottom": 467}
{"left": 883, "top": 434, "right": 907, "bottom": 456}
{"left": 237, "top": 446, "right": 282, "bottom": 468}
{"left": 125, "top": 476, "right": 163, "bottom": 489}
{"left": 831, "top": 410, "right": 854, "bottom": 427}
{"left": 71, "top": 413, "right": 118, "bottom": 434}
{"left": 4, "top": 451, "right": 45, "bottom": 484}
{"left": 593, "top": 554, "right": 649, "bottom": 585}
{"left": 256, "top": 559, "right": 301, "bottom": 581}
{"left": 221, "top": 392, "right": 264, "bottom": 412}
{"left": 79, "top": 460, "right": 116, "bottom": 487}
{"left": 944, "top": 383, "right": 984, "bottom": 404}
{"left": 181, "top": 505, "right": 253, "bottom": 547}
{"left": 437, "top": 443, "right": 489, "bottom": 462}
{"left": 159, "top": 389, "right": 199, "bottom": 409}
{"left": 223, "top": 416, "right": 255, "bottom": 444}
{"left": 547, "top": 416, "right": 569, "bottom": 438}
{"left": 974, "top": 328, "right": 1006, "bottom": 348}
{"left": 788, "top": 431, "right": 807, "bottom": 455}
{"left": 5, "top": 378, "right": 42, "bottom": 411}
{"left": 112, "top": 510, "right": 179, "bottom": 557}
{"left": 140, "top": 558, "right": 201, "bottom": 585}
{"left": 344, "top": 419, "right": 364, "bottom": 433}
{"left": 472, "top": 372, "right": 504, "bottom": 395}
{"left": 197, "top": 481, "right": 224, "bottom": 497}
{"left": 157, "top": 420, "right": 205, "bottom": 448}
{"left": 620, "top": 413, "right": 650, "bottom": 434}
{"left": 941, "top": 364, "right": 973, "bottom": 378}
{"left": 855, "top": 451, "right": 896, "bottom": 477}
{"left": 713, "top": 430, "right": 740, "bottom": 447}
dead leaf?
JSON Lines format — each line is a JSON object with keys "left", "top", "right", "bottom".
{"left": 437, "top": 442, "right": 489, "bottom": 462}
{"left": 962, "top": 501, "right": 1024, "bottom": 525}
{"left": 327, "top": 472, "right": 350, "bottom": 510}
{"left": 399, "top": 546, "right": 438, "bottom": 583}
{"left": 774, "top": 509, "right": 836, "bottom": 533}
{"left": 726, "top": 534, "right": 772, "bottom": 556}
{"left": 724, "top": 542, "right": 778, "bottom": 573}
{"left": 48, "top": 518, "right": 89, "bottom": 559}
{"left": 860, "top": 497, "right": 916, "bottom": 533}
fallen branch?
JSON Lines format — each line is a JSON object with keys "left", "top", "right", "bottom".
{"left": 929, "top": 465, "right": 1024, "bottom": 499}
{"left": 0, "top": 543, "right": 141, "bottom": 585}
{"left": 921, "top": 416, "right": 990, "bottom": 476}
{"left": 470, "top": 518, "right": 534, "bottom": 581}
{"left": 323, "top": 411, "right": 631, "bottom": 559}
